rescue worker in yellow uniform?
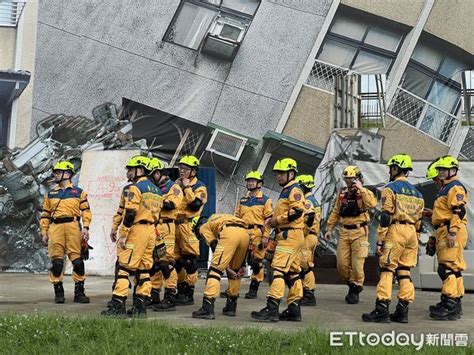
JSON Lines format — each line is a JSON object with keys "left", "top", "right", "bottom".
{"left": 362, "top": 154, "right": 424, "bottom": 323}
{"left": 251, "top": 158, "right": 305, "bottom": 322}
{"left": 41, "top": 160, "right": 92, "bottom": 304}
{"left": 174, "top": 155, "right": 208, "bottom": 305}
{"left": 424, "top": 157, "right": 443, "bottom": 258}
{"left": 191, "top": 214, "right": 250, "bottom": 319}
{"left": 429, "top": 156, "right": 468, "bottom": 321}
{"left": 296, "top": 174, "right": 321, "bottom": 306}
{"left": 147, "top": 157, "right": 184, "bottom": 312}
{"left": 101, "top": 156, "right": 164, "bottom": 318}
{"left": 324, "top": 166, "right": 377, "bottom": 304}
{"left": 236, "top": 171, "right": 273, "bottom": 299}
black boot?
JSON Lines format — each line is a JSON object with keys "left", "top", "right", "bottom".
{"left": 429, "top": 294, "right": 447, "bottom": 312}
{"left": 345, "top": 283, "right": 363, "bottom": 304}
{"left": 430, "top": 297, "right": 461, "bottom": 321}
{"left": 146, "top": 288, "right": 161, "bottom": 308}
{"left": 245, "top": 280, "right": 260, "bottom": 299}
{"left": 362, "top": 299, "right": 390, "bottom": 323}
{"left": 279, "top": 301, "right": 302, "bottom": 322}
{"left": 73, "top": 281, "right": 90, "bottom": 303}
{"left": 176, "top": 284, "right": 194, "bottom": 305}
{"left": 127, "top": 295, "right": 147, "bottom": 318}
{"left": 54, "top": 282, "right": 65, "bottom": 304}
{"left": 101, "top": 296, "right": 127, "bottom": 317}
{"left": 153, "top": 288, "right": 176, "bottom": 312}
{"left": 251, "top": 297, "right": 280, "bottom": 322}
{"left": 223, "top": 295, "right": 238, "bottom": 316}
{"left": 192, "top": 297, "right": 215, "bottom": 319}
{"left": 300, "top": 288, "right": 316, "bottom": 306}
{"left": 457, "top": 297, "right": 463, "bottom": 316}
{"left": 390, "top": 300, "right": 409, "bottom": 323}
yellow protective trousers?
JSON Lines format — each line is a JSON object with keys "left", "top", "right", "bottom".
{"left": 301, "top": 233, "right": 318, "bottom": 291}
{"left": 267, "top": 229, "right": 304, "bottom": 304}
{"left": 336, "top": 226, "right": 370, "bottom": 286}
{"left": 436, "top": 225, "right": 468, "bottom": 298}
{"left": 175, "top": 220, "right": 200, "bottom": 286}
{"left": 48, "top": 220, "right": 85, "bottom": 284}
{"left": 151, "top": 221, "right": 178, "bottom": 291}
{"left": 376, "top": 224, "right": 418, "bottom": 302}
{"left": 203, "top": 226, "right": 250, "bottom": 299}
{"left": 248, "top": 226, "right": 267, "bottom": 283}
{"left": 113, "top": 224, "right": 155, "bottom": 298}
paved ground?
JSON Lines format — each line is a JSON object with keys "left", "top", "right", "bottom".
{"left": 0, "top": 272, "right": 472, "bottom": 338}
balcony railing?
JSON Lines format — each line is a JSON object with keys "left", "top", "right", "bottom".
{"left": 0, "top": 1, "right": 26, "bottom": 27}
{"left": 388, "top": 87, "right": 460, "bottom": 144}
{"left": 306, "top": 59, "right": 350, "bottom": 92}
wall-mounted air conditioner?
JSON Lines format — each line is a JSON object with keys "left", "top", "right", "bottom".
{"left": 205, "top": 128, "right": 247, "bottom": 161}
{"left": 201, "top": 16, "right": 247, "bottom": 61}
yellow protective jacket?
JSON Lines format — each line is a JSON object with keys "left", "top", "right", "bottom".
{"left": 199, "top": 214, "right": 247, "bottom": 246}
{"left": 432, "top": 176, "right": 468, "bottom": 234}
{"left": 40, "top": 182, "right": 92, "bottom": 233}
{"left": 274, "top": 181, "right": 305, "bottom": 229}
{"left": 327, "top": 186, "right": 377, "bottom": 232}
{"left": 157, "top": 178, "right": 183, "bottom": 221}
{"left": 304, "top": 193, "right": 321, "bottom": 235}
{"left": 176, "top": 177, "right": 208, "bottom": 219}
{"left": 377, "top": 176, "right": 424, "bottom": 243}
{"left": 111, "top": 184, "right": 131, "bottom": 233}
{"left": 235, "top": 190, "right": 273, "bottom": 237}
{"left": 118, "top": 177, "right": 163, "bottom": 238}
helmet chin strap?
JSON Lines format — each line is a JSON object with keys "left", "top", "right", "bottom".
{"left": 447, "top": 169, "right": 457, "bottom": 179}
{"left": 56, "top": 171, "right": 71, "bottom": 183}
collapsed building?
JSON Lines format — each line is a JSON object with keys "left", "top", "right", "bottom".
{"left": 0, "top": 103, "right": 147, "bottom": 271}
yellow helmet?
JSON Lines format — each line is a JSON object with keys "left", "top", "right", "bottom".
{"left": 387, "top": 154, "right": 413, "bottom": 171}
{"left": 296, "top": 174, "right": 315, "bottom": 189}
{"left": 178, "top": 155, "right": 200, "bottom": 168}
{"left": 343, "top": 165, "right": 362, "bottom": 179}
{"left": 147, "top": 157, "right": 166, "bottom": 173}
{"left": 53, "top": 160, "right": 75, "bottom": 174}
{"left": 426, "top": 158, "right": 441, "bottom": 180}
{"left": 273, "top": 158, "right": 298, "bottom": 173}
{"left": 435, "top": 155, "right": 459, "bottom": 170}
{"left": 126, "top": 155, "right": 150, "bottom": 169}
{"left": 245, "top": 171, "right": 264, "bottom": 181}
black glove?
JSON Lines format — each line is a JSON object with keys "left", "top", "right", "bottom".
{"left": 426, "top": 236, "right": 436, "bottom": 256}
{"left": 80, "top": 241, "right": 93, "bottom": 261}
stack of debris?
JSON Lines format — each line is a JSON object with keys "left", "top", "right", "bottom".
{"left": 0, "top": 103, "right": 148, "bottom": 272}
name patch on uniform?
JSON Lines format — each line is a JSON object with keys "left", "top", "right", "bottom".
{"left": 294, "top": 193, "right": 301, "bottom": 201}
{"left": 456, "top": 194, "right": 464, "bottom": 201}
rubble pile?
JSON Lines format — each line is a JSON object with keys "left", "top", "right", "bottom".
{"left": 0, "top": 103, "right": 147, "bottom": 271}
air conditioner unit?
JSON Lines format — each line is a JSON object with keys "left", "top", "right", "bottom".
{"left": 201, "top": 16, "right": 247, "bottom": 61}
{"left": 205, "top": 128, "right": 247, "bottom": 161}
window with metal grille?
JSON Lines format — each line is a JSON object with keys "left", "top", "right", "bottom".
{"left": 460, "top": 127, "right": 474, "bottom": 160}
{"left": 0, "top": 1, "right": 25, "bottom": 27}
{"left": 315, "top": 5, "right": 408, "bottom": 76}
{"left": 206, "top": 129, "right": 247, "bottom": 161}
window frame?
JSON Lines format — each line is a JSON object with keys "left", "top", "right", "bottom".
{"left": 163, "top": 0, "right": 260, "bottom": 51}
{"left": 316, "top": 6, "right": 408, "bottom": 75}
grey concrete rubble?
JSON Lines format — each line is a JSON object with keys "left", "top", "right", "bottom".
{"left": 0, "top": 103, "right": 147, "bottom": 272}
